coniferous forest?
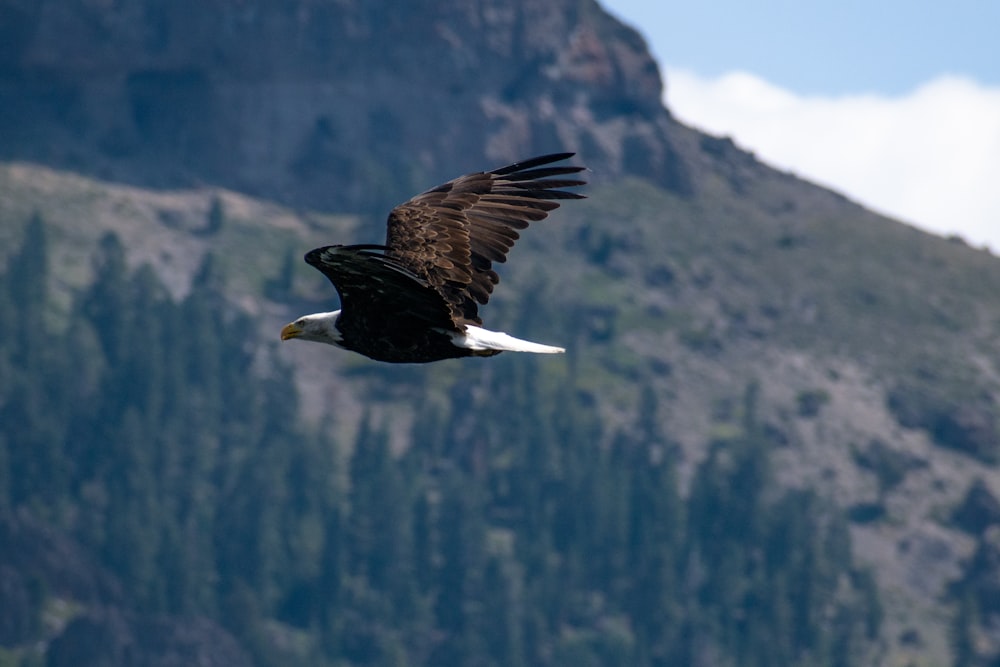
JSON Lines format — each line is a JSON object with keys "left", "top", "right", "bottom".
{"left": 0, "top": 215, "right": 892, "bottom": 666}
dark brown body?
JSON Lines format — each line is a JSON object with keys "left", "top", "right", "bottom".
{"left": 336, "top": 313, "right": 499, "bottom": 363}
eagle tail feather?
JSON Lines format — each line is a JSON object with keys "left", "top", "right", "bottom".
{"left": 449, "top": 326, "right": 565, "bottom": 354}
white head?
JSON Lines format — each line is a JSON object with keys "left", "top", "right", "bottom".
{"left": 280, "top": 310, "right": 344, "bottom": 347}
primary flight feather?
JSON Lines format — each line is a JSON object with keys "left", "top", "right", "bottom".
{"left": 280, "top": 153, "right": 586, "bottom": 363}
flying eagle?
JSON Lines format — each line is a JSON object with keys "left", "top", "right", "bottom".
{"left": 280, "top": 153, "right": 586, "bottom": 363}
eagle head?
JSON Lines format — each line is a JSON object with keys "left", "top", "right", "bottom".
{"left": 280, "top": 311, "right": 344, "bottom": 347}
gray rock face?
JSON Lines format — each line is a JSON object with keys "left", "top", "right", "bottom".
{"left": 0, "top": 0, "right": 689, "bottom": 212}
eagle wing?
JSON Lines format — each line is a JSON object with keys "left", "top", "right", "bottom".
{"left": 384, "top": 153, "right": 586, "bottom": 325}
{"left": 304, "top": 245, "right": 459, "bottom": 331}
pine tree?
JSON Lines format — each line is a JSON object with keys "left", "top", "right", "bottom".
{"left": 1, "top": 214, "right": 75, "bottom": 508}
{"left": 101, "top": 408, "right": 162, "bottom": 608}
{"left": 0, "top": 431, "right": 10, "bottom": 512}
{"left": 431, "top": 471, "right": 488, "bottom": 667}
{"left": 626, "top": 442, "right": 683, "bottom": 666}
{"left": 265, "top": 245, "right": 298, "bottom": 300}
{"left": 349, "top": 414, "right": 398, "bottom": 591}
{"left": 481, "top": 555, "right": 524, "bottom": 667}
{"left": 178, "top": 253, "right": 226, "bottom": 429}
{"left": 318, "top": 505, "right": 346, "bottom": 657}
{"left": 81, "top": 232, "right": 130, "bottom": 366}
{"left": 7, "top": 212, "right": 49, "bottom": 363}
{"left": 204, "top": 195, "right": 225, "bottom": 235}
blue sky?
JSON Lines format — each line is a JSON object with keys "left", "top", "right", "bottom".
{"left": 601, "top": 1, "right": 1000, "bottom": 250}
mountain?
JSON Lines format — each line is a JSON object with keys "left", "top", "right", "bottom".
{"left": 2, "top": 1, "right": 999, "bottom": 666}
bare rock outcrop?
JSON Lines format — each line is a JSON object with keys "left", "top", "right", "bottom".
{"left": 0, "top": 0, "right": 690, "bottom": 212}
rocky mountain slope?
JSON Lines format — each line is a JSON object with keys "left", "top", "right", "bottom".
{"left": 2, "top": 1, "right": 1000, "bottom": 665}
{"left": 1, "top": 0, "right": 685, "bottom": 212}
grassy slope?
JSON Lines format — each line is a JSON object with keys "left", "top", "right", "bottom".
{"left": 0, "top": 161, "right": 357, "bottom": 308}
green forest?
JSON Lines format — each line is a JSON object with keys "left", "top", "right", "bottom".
{"left": 1, "top": 214, "right": 949, "bottom": 667}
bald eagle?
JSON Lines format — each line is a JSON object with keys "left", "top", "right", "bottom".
{"left": 280, "top": 153, "right": 586, "bottom": 363}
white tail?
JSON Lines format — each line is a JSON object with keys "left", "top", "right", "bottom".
{"left": 450, "top": 325, "right": 565, "bottom": 354}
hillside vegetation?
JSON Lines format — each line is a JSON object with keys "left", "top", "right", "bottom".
{"left": 2, "top": 153, "right": 999, "bottom": 665}
{"left": 1, "top": 211, "right": 887, "bottom": 667}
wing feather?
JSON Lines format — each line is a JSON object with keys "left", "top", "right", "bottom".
{"left": 304, "top": 245, "right": 459, "bottom": 332}
{"left": 385, "top": 153, "right": 585, "bottom": 325}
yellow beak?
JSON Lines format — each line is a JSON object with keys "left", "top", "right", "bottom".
{"left": 280, "top": 322, "right": 302, "bottom": 341}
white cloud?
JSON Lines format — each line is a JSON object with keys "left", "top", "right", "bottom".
{"left": 665, "top": 69, "right": 1000, "bottom": 251}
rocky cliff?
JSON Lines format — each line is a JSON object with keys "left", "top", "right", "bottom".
{"left": 1, "top": 0, "right": 689, "bottom": 213}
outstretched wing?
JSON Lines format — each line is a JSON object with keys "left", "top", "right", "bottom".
{"left": 384, "top": 153, "right": 586, "bottom": 325}
{"left": 304, "top": 244, "right": 459, "bottom": 332}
